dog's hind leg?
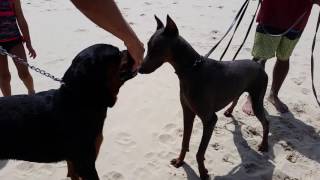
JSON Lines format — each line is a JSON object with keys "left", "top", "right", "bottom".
{"left": 171, "top": 97, "right": 196, "bottom": 168}
{"left": 196, "top": 113, "right": 217, "bottom": 180}
{"left": 251, "top": 93, "right": 269, "bottom": 152}
{"left": 224, "top": 97, "right": 239, "bottom": 117}
{"left": 249, "top": 74, "right": 269, "bottom": 152}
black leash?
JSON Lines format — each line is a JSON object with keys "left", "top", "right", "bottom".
{"left": 219, "top": 0, "right": 250, "bottom": 60}
{"left": 204, "top": 0, "right": 249, "bottom": 58}
{"left": 311, "top": 12, "right": 320, "bottom": 107}
{"left": 232, "top": 0, "right": 261, "bottom": 60}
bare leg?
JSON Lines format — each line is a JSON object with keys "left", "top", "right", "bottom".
{"left": 249, "top": 78, "right": 269, "bottom": 152}
{"left": 267, "top": 59, "right": 289, "bottom": 113}
{"left": 0, "top": 55, "right": 11, "bottom": 96}
{"left": 196, "top": 114, "right": 217, "bottom": 180}
{"left": 243, "top": 58, "right": 266, "bottom": 116}
{"left": 10, "top": 43, "right": 35, "bottom": 95}
{"left": 171, "top": 98, "right": 195, "bottom": 168}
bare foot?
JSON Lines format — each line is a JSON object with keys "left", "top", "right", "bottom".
{"left": 242, "top": 96, "right": 255, "bottom": 116}
{"left": 268, "top": 94, "right": 289, "bottom": 113}
{"left": 170, "top": 158, "right": 184, "bottom": 168}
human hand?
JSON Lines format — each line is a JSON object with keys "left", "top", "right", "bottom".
{"left": 124, "top": 39, "right": 144, "bottom": 70}
{"left": 26, "top": 42, "right": 36, "bottom": 59}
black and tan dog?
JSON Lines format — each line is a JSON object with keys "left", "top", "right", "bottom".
{"left": 139, "top": 16, "right": 269, "bottom": 180}
{"left": 0, "top": 44, "right": 136, "bottom": 180}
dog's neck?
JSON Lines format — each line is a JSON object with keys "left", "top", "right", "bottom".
{"left": 169, "top": 37, "right": 202, "bottom": 78}
{"left": 59, "top": 84, "right": 109, "bottom": 110}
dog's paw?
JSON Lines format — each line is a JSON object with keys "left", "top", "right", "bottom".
{"left": 170, "top": 158, "right": 184, "bottom": 168}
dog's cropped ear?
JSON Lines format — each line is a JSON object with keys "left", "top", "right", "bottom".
{"left": 164, "top": 15, "right": 179, "bottom": 36}
{"left": 155, "top": 15, "right": 164, "bottom": 30}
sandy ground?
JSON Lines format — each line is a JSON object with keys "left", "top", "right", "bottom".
{"left": 0, "top": 0, "right": 320, "bottom": 179}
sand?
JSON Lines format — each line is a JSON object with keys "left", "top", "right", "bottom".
{"left": 0, "top": 0, "right": 320, "bottom": 179}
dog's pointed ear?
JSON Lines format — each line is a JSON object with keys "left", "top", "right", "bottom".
{"left": 155, "top": 15, "right": 164, "bottom": 30}
{"left": 164, "top": 15, "right": 178, "bottom": 36}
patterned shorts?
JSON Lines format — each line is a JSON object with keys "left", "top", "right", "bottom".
{"left": 252, "top": 24, "right": 302, "bottom": 61}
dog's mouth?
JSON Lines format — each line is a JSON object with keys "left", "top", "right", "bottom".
{"left": 119, "top": 50, "right": 137, "bottom": 82}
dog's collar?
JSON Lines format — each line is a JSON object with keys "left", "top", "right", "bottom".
{"left": 193, "top": 56, "right": 205, "bottom": 67}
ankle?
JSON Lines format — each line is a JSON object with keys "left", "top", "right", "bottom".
{"left": 28, "top": 89, "right": 35, "bottom": 95}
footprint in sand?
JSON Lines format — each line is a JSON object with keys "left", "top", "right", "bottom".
{"left": 102, "top": 171, "right": 125, "bottom": 180}
{"left": 291, "top": 77, "right": 306, "bottom": 86}
{"left": 75, "top": 28, "right": 88, "bottom": 33}
{"left": 15, "top": 162, "right": 34, "bottom": 172}
{"left": 286, "top": 152, "right": 300, "bottom": 163}
{"left": 222, "top": 153, "right": 237, "bottom": 165}
{"left": 133, "top": 167, "right": 153, "bottom": 179}
{"left": 292, "top": 102, "right": 306, "bottom": 114}
{"left": 163, "top": 123, "right": 177, "bottom": 132}
{"left": 115, "top": 132, "right": 136, "bottom": 151}
{"left": 242, "top": 126, "right": 261, "bottom": 138}
{"left": 217, "top": 5, "right": 224, "bottom": 9}
{"left": 159, "top": 134, "right": 175, "bottom": 145}
{"left": 211, "top": 142, "right": 223, "bottom": 151}
{"left": 163, "top": 123, "right": 183, "bottom": 137}
{"left": 157, "top": 150, "right": 177, "bottom": 160}
{"left": 301, "top": 88, "right": 310, "bottom": 95}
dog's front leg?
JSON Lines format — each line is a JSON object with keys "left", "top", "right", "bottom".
{"left": 171, "top": 97, "right": 195, "bottom": 168}
{"left": 196, "top": 114, "right": 217, "bottom": 180}
{"left": 67, "top": 161, "right": 80, "bottom": 180}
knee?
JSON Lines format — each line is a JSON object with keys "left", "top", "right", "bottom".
{"left": 0, "top": 73, "right": 11, "bottom": 84}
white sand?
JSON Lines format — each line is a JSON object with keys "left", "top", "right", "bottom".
{"left": 0, "top": 0, "right": 320, "bottom": 179}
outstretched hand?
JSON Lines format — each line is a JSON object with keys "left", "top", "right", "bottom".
{"left": 125, "top": 39, "right": 144, "bottom": 70}
{"left": 26, "top": 42, "right": 36, "bottom": 59}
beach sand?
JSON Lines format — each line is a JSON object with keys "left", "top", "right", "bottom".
{"left": 0, "top": 0, "right": 320, "bottom": 179}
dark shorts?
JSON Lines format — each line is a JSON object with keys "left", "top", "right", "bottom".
{"left": 0, "top": 38, "right": 23, "bottom": 53}
{"left": 256, "top": 24, "right": 302, "bottom": 40}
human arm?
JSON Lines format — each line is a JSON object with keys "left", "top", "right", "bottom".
{"left": 70, "top": 0, "right": 144, "bottom": 69}
{"left": 13, "top": 0, "right": 36, "bottom": 58}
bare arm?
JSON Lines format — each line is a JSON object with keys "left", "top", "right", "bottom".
{"left": 13, "top": 0, "right": 36, "bottom": 58}
{"left": 70, "top": 0, "right": 144, "bottom": 69}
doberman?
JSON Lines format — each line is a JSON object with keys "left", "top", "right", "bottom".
{"left": 139, "top": 15, "right": 269, "bottom": 180}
